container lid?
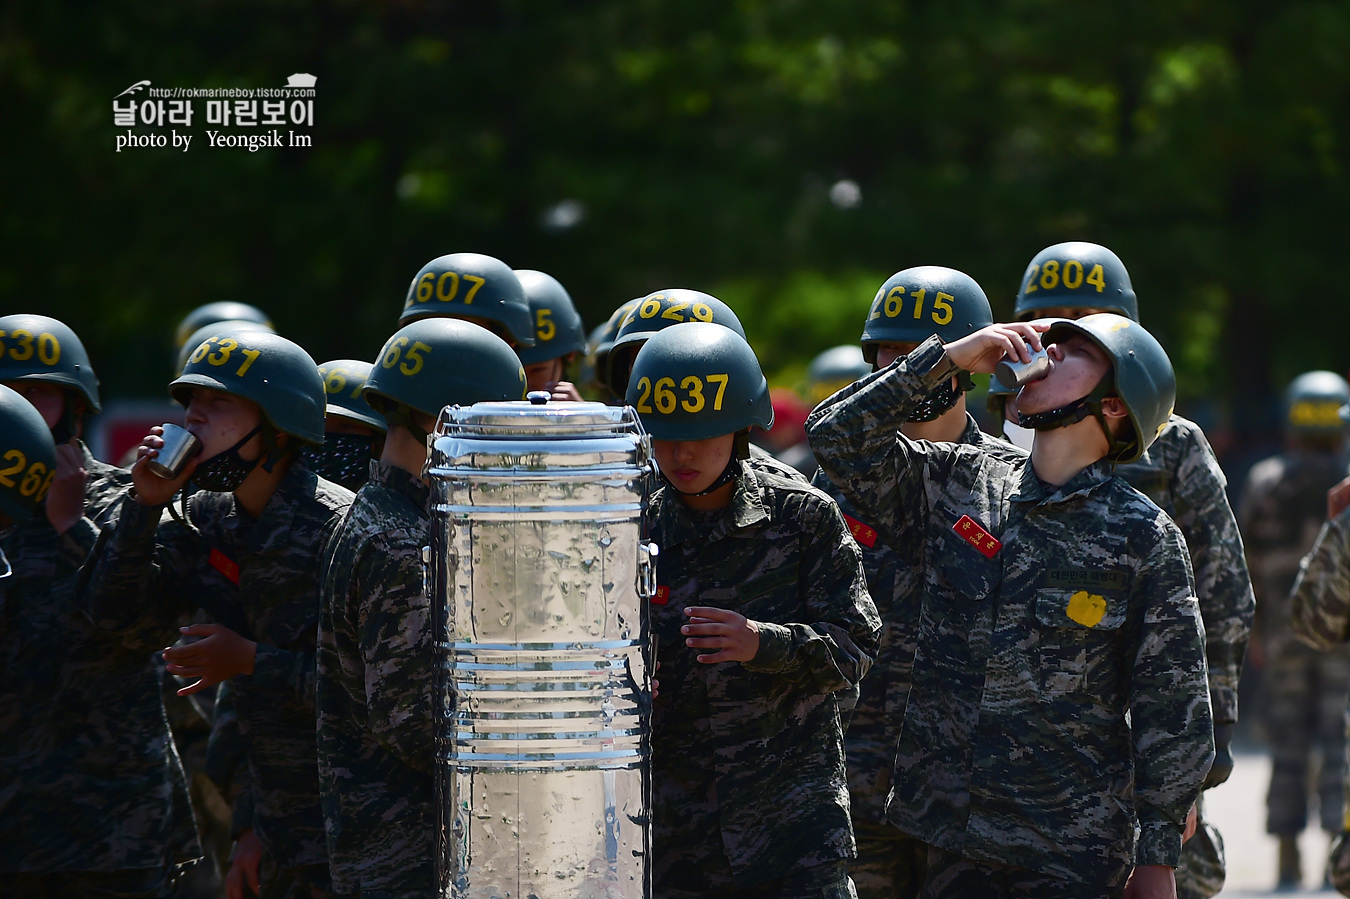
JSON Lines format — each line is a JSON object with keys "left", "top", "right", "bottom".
{"left": 434, "top": 400, "right": 644, "bottom": 440}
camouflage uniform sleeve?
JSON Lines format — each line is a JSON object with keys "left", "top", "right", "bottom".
{"left": 249, "top": 642, "right": 316, "bottom": 709}
{"left": 742, "top": 492, "right": 880, "bottom": 693}
{"left": 80, "top": 493, "right": 193, "bottom": 637}
{"left": 1289, "top": 507, "right": 1350, "bottom": 650}
{"left": 355, "top": 530, "right": 434, "bottom": 773}
{"left": 1130, "top": 520, "right": 1215, "bottom": 868}
{"left": 1170, "top": 426, "right": 1254, "bottom": 725}
{"left": 806, "top": 335, "right": 958, "bottom": 550}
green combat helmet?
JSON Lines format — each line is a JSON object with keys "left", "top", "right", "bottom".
{"left": 173, "top": 330, "right": 327, "bottom": 447}
{"left": 515, "top": 270, "right": 587, "bottom": 365}
{"left": 805, "top": 345, "right": 871, "bottom": 406}
{"left": 303, "top": 359, "right": 387, "bottom": 490}
{"left": 1284, "top": 371, "right": 1350, "bottom": 436}
{"left": 606, "top": 289, "right": 745, "bottom": 399}
{"left": 1014, "top": 241, "right": 1138, "bottom": 322}
{"left": 174, "top": 301, "right": 273, "bottom": 350}
{"left": 0, "top": 314, "right": 103, "bottom": 444}
{"left": 317, "top": 360, "right": 386, "bottom": 432}
{"left": 176, "top": 319, "right": 276, "bottom": 374}
{"left": 625, "top": 321, "right": 773, "bottom": 443}
{"left": 363, "top": 318, "right": 527, "bottom": 439}
{"left": 398, "top": 253, "right": 535, "bottom": 347}
{"left": 586, "top": 300, "right": 640, "bottom": 401}
{"left": 860, "top": 266, "right": 994, "bottom": 421}
{"left": 0, "top": 383, "right": 58, "bottom": 525}
{"left": 1022, "top": 313, "right": 1176, "bottom": 464}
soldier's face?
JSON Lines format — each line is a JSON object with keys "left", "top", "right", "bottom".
{"left": 1017, "top": 335, "right": 1111, "bottom": 414}
{"left": 524, "top": 357, "right": 564, "bottom": 392}
{"left": 184, "top": 388, "right": 265, "bottom": 460}
{"left": 3, "top": 381, "right": 65, "bottom": 431}
{"left": 652, "top": 434, "right": 736, "bottom": 495}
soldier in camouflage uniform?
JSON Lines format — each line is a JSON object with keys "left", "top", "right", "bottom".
{"left": 808, "top": 315, "right": 1213, "bottom": 898}
{"left": 808, "top": 268, "right": 1026, "bottom": 899}
{"left": 1289, "top": 460, "right": 1350, "bottom": 896}
{"left": 516, "top": 269, "right": 587, "bottom": 401}
{"left": 626, "top": 323, "right": 880, "bottom": 898}
{"left": 999, "top": 242, "right": 1254, "bottom": 899}
{"left": 301, "top": 359, "right": 387, "bottom": 492}
{"left": 83, "top": 329, "right": 353, "bottom": 899}
{"left": 397, "top": 252, "right": 536, "bottom": 350}
{"left": 1241, "top": 370, "right": 1350, "bottom": 887}
{"left": 607, "top": 289, "right": 809, "bottom": 485}
{"left": 315, "top": 320, "right": 527, "bottom": 898}
{"left": 0, "top": 318, "right": 200, "bottom": 898}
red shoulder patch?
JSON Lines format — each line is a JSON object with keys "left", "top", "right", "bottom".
{"left": 652, "top": 585, "right": 670, "bottom": 606}
{"left": 842, "top": 514, "right": 878, "bottom": 549}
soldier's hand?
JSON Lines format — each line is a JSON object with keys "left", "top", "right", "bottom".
{"left": 1182, "top": 803, "right": 1198, "bottom": 842}
{"left": 682, "top": 606, "right": 760, "bottom": 663}
{"left": 130, "top": 426, "right": 199, "bottom": 507}
{"left": 1122, "top": 864, "right": 1177, "bottom": 899}
{"left": 44, "top": 441, "right": 88, "bottom": 534}
{"left": 1328, "top": 475, "right": 1350, "bottom": 520}
{"left": 942, "top": 322, "right": 1049, "bottom": 375}
{"left": 164, "top": 623, "right": 257, "bottom": 695}
{"left": 226, "top": 828, "right": 264, "bottom": 899}
{"left": 549, "top": 380, "right": 584, "bottom": 403}
{"left": 1202, "top": 722, "right": 1234, "bottom": 790}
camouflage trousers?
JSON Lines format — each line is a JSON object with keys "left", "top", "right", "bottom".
{"left": 255, "top": 860, "right": 332, "bottom": 899}
{"left": 656, "top": 860, "right": 856, "bottom": 899}
{"left": 2, "top": 866, "right": 172, "bottom": 899}
{"left": 1262, "top": 644, "right": 1350, "bottom": 835}
{"left": 848, "top": 820, "right": 926, "bottom": 899}
{"left": 916, "top": 844, "right": 1123, "bottom": 899}
{"left": 1176, "top": 793, "right": 1225, "bottom": 899}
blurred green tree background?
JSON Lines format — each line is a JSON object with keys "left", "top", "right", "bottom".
{"left": 4, "top": 0, "right": 1348, "bottom": 443}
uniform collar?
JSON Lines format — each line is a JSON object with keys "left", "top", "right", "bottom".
{"left": 656, "top": 460, "right": 769, "bottom": 547}
{"left": 368, "top": 459, "right": 430, "bottom": 512}
{"left": 958, "top": 413, "right": 984, "bottom": 445}
{"left": 1009, "top": 458, "right": 1112, "bottom": 505}
{"left": 232, "top": 462, "right": 309, "bottom": 550}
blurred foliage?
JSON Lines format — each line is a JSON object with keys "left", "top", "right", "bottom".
{"left": 3, "top": 0, "right": 1349, "bottom": 433}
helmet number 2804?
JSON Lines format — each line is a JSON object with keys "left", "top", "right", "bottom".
{"left": 1023, "top": 259, "right": 1107, "bottom": 294}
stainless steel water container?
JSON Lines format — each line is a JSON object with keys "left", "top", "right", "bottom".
{"left": 427, "top": 401, "right": 655, "bottom": 899}
{"left": 995, "top": 348, "right": 1051, "bottom": 389}
{"left": 146, "top": 423, "right": 201, "bottom": 479}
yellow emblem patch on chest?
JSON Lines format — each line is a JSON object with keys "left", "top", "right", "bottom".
{"left": 1066, "top": 590, "right": 1107, "bottom": 628}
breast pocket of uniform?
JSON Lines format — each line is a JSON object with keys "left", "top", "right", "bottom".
{"left": 1034, "top": 588, "right": 1127, "bottom": 696}
{"left": 734, "top": 563, "right": 801, "bottom": 618}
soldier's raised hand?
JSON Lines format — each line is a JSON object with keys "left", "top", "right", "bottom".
{"left": 44, "top": 441, "right": 88, "bottom": 534}
{"left": 943, "top": 321, "right": 1049, "bottom": 375}
{"left": 1328, "top": 475, "right": 1350, "bottom": 520}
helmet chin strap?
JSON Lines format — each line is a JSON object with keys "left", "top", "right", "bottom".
{"left": 1016, "top": 377, "right": 1116, "bottom": 452}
